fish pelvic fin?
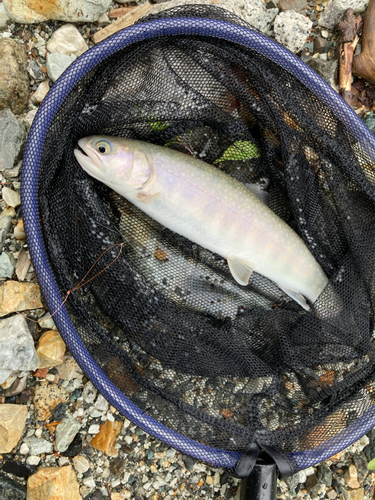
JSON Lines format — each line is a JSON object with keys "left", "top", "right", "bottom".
{"left": 278, "top": 284, "right": 310, "bottom": 311}
{"left": 227, "top": 256, "right": 254, "bottom": 286}
{"left": 136, "top": 191, "right": 161, "bottom": 204}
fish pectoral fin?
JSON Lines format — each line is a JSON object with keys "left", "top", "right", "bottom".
{"left": 227, "top": 256, "right": 254, "bottom": 286}
{"left": 244, "top": 183, "right": 269, "bottom": 205}
{"left": 136, "top": 192, "right": 160, "bottom": 204}
{"left": 278, "top": 284, "right": 310, "bottom": 311}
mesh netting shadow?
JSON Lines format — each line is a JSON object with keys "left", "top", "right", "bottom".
{"left": 22, "top": 4, "right": 375, "bottom": 486}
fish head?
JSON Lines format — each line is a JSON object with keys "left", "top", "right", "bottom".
{"left": 74, "top": 136, "right": 155, "bottom": 193}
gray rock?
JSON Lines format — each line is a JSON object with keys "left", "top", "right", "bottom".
{"left": 3, "top": 0, "right": 112, "bottom": 23}
{"left": 364, "top": 112, "right": 375, "bottom": 136}
{"left": 3, "top": 161, "right": 22, "bottom": 179}
{"left": 0, "top": 215, "right": 12, "bottom": 254}
{"left": 23, "top": 436, "right": 53, "bottom": 455}
{"left": 47, "top": 24, "right": 88, "bottom": 57}
{"left": 27, "top": 59, "right": 46, "bottom": 82}
{"left": 317, "top": 463, "right": 333, "bottom": 487}
{"left": 4, "top": 375, "right": 27, "bottom": 396}
{"left": 0, "top": 252, "right": 15, "bottom": 278}
{"left": 0, "top": 314, "right": 39, "bottom": 384}
{"left": 0, "top": 3, "right": 11, "bottom": 30}
{"left": 0, "top": 39, "right": 29, "bottom": 114}
{"left": 55, "top": 413, "right": 81, "bottom": 452}
{"left": 318, "top": 1, "right": 344, "bottom": 29}
{"left": 333, "top": 0, "right": 369, "bottom": 12}
{"left": 94, "top": 394, "right": 109, "bottom": 412}
{"left": 46, "top": 52, "right": 76, "bottom": 83}
{"left": 274, "top": 11, "right": 312, "bottom": 53}
{"left": 237, "top": 0, "right": 278, "bottom": 34}
{"left": 279, "top": 0, "right": 307, "bottom": 14}
{"left": 301, "top": 52, "right": 337, "bottom": 87}
{"left": 82, "top": 380, "right": 97, "bottom": 404}
{"left": 0, "top": 108, "right": 27, "bottom": 172}
{"left": 0, "top": 473, "right": 26, "bottom": 500}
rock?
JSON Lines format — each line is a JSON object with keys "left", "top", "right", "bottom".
{"left": 0, "top": 252, "right": 15, "bottom": 278}
{"left": 38, "top": 313, "right": 56, "bottom": 330}
{"left": 20, "top": 108, "right": 37, "bottom": 130}
{"left": 4, "top": 160, "right": 22, "bottom": 179}
{"left": 317, "top": 463, "right": 332, "bottom": 487}
{"left": 274, "top": 12, "right": 312, "bottom": 53}
{"left": 46, "top": 52, "right": 76, "bottom": 83}
{"left": 4, "top": 375, "right": 27, "bottom": 397}
{"left": 0, "top": 404, "right": 27, "bottom": 453}
{"left": 51, "top": 402, "right": 67, "bottom": 421}
{"left": 60, "top": 432, "right": 83, "bottom": 457}
{"left": 23, "top": 435, "right": 53, "bottom": 455}
{"left": 233, "top": 0, "right": 278, "bottom": 35}
{"left": 26, "top": 456, "right": 40, "bottom": 466}
{"left": 82, "top": 381, "right": 97, "bottom": 404}
{"left": 310, "top": 483, "right": 326, "bottom": 498}
{"left": 33, "top": 81, "right": 49, "bottom": 104}
{"left": 344, "top": 464, "right": 360, "bottom": 489}
{"left": 0, "top": 281, "right": 43, "bottom": 318}
{"left": 73, "top": 455, "right": 91, "bottom": 474}
{"left": 27, "top": 60, "right": 46, "bottom": 82}
{"left": 2, "top": 186, "right": 20, "bottom": 207}
{"left": 20, "top": 442, "right": 29, "bottom": 454}
{"left": 364, "top": 112, "right": 375, "bottom": 135}
{"left": 0, "top": 314, "right": 39, "bottom": 384}
{"left": 301, "top": 52, "right": 337, "bottom": 87}
{"left": 16, "top": 387, "right": 34, "bottom": 404}
{"left": 15, "top": 246, "right": 31, "bottom": 281}
{"left": 96, "top": 13, "right": 110, "bottom": 27}
{"left": 27, "top": 465, "right": 81, "bottom": 500}
{"left": 0, "top": 215, "right": 11, "bottom": 254}
{"left": 305, "top": 472, "right": 318, "bottom": 489}
{"left": 90, "top": 420, "right": 122, "bottom": 456}
{"left": 109, "top": 457, "right": 125, "bottom": 477}
{"left": 55, "top": 413, "right": 81, "bottom": 452}
{"left": 327, "top": 489, "right": 337, "bottom": 499}
{"left": 0, "top": 109, "right": 27, "bottom": 172}
{"left": 4, "top": 0, "right": 112, "bottom": 23}
{"left": 1, "top": 460, "right": 37, "bottom": 477}
{"left": 333, "top": 0, "right": 369, "bottom": 12}
{"left": 36, "top": 330, "right": 66, "bottom": 369}
{"left": 352, "top": 452, "right": 369, "bottom": 482}
{"left": 14, "top": 220, "right": 25, "bottom": 240}
{"left": 1, "top": 374, "right": 17, "bottom": 389}
{"left": 345, "top": 488, "right": 364, "bottom": 500}
{"left": 279, "top": 0, "right": 307, "bottom": 13}
{"left": 313, "top": 36, "right": 326, "bottom": 53}
{"left": 0, "top": 4, "right": 11, "bottom": 30}
{"left": 0, "top": 40, "right": 29, "bottom": 114}
{"left": 47, "top": 24, "right": 88, "bottom": 57}
{"left": 57, "top": 354, "right": 83, "bottom": 381}
{"left": 33, "top": 381, "right": 70, "bottom": 421}
{"left": 0, "top": 473, "right": 27, "bottom": 500}
{"left": 94, "top": 394, "right": 109, "bottom": 412}
{"left": 318, "top": 1, "right": 346, "bottom": 29}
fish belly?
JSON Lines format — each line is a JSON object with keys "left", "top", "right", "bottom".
{"left": 123, "top": 146, "right": 328, "bottom": 306}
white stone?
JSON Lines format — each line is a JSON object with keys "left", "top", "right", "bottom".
{"left": 47, "top": 24, "right": 88, "bottom": 57}
{"left": 23, "top": 435, "right": 53, "bottom": 455}
{"left": 38, "top": 312, "right": 56, "bottom": 330}
{"left": 83, "top": 476, "right": 96, "bottom": 489}
{"left": 88, "top": 407, "right": 102, "bottom": 418}
{"left": 88, "top": 424, "right": 100, "bottom": 434}
{"left": 0, "top": 314, "right": 39, "bottom": 384}
{"left": 96, "top": 13, "right": 110, "bottom": 27}
{"left": 333, "top": 0, "right": 369, "bottom": 11}
{"left": 2, "top": 186, "right": 20, "bottom": 208}
{"left": 3, "top": 0, "right": 112, "bottom": 23}
{"left": 237, "top": 0, "right": 278, "bottom": 35}
{"left": 58, "top": 456, "right": 70, "bottom": 466}
{"left": 46, "top": 53, "right": 76, "bottom": 83}
{"left": 20, "top": 109, "right": 37, "bottom": 130}
{"left": 34, "top": 428, "right": 43, "bottom": 437}
{"left": 73, "top": 455, "right": 91, "bottom": 473}
{"left": 33, "top": 80, "right": 50, "bottom": 104}
{"left": 274, "top": 11, "right": 313, "bottom": 53}
{"left": 26, "top": 455, "right": 41, "bottom": 466}
{"left": 94, "top": 394, "right": 109, "bottom": 412}
{"left": 321, "top": 30, "right": 329, "bottom": 38}
{"left": 0, "top": 4, "right": 11, "bottom": 30}
{"left": 19, "top": 442, "right": 29, "bottom": 455}
{"left": 0, "top": 252, "right": 15, "bottom": 279}
{"left": 55, "top": 413, "right": 81, "bottom": 452}
{"left": 83, "top": 381, "right": 97, "bottom": 404}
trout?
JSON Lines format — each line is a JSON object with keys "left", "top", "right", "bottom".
{"left": 74, "top": 136, "right": 329, "bottom": 310}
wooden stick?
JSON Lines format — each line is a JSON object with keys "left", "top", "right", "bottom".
{"left": 93, "top": 3, "right": 153, "bottom": 44}
{"left": 337, "top": 9, "right": 362, "bottom": 105}
{"left": 353, "top": 0, "right": 375, "bottom": 85}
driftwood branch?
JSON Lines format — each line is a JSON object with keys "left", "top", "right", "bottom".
{"left": 337, "top": 9, "right": 362, "bottom": 105}
{"left": 352, "top": 0, "right": 375, "bottom": 85}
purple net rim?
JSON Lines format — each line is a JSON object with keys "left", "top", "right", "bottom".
{"left": 21, "top": 16, "right": 375, "bottom": 471}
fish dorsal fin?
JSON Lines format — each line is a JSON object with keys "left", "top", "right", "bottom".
{"left": 278, "top": 284, "right": 310, "bottom": 311}
{"left": 244, "top": 183, "right": 269, "bottom": 204}
{"left": 227, "top": 256, "right": 254, "bottom": 286}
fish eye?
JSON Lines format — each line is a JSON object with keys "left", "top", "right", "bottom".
{"left": 95, "top": 140, "right": 111, "bottom": 155}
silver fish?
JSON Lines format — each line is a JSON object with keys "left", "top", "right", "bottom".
{"left": 74, "top": 136, "right": 329, "bottom": 310}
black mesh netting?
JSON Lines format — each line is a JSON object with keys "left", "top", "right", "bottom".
{"left": 33, "top": 5, "right": 375, "bottom": 475}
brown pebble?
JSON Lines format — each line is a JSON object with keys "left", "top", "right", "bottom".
{"left": 344, "top": 464, "right": 360, "bottom": 489}
{"left": 33, "top": 367, "right": 49, "bottom": 378}
{"left": 90, "top": 420, "right": 122, "bottom": 456}
{"left": 109, "top": 6, "right": 135, "bottom": 18}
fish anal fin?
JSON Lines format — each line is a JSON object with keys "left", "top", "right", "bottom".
{"left": 278, "top": 284, "right": 310, "bottom": 311}
{"left": 136, "top": 192, "right": 160, "bottom": 204}
{"left": 227, "top": 256, "right": 254, "bottom": 286}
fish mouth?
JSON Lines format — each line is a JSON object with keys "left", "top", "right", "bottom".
{"left": 74, "top": 139, "right": 106, "bottom": 176}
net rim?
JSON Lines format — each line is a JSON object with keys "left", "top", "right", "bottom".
{"left": 21, "top": 14, "right": 375, "bottom": 472}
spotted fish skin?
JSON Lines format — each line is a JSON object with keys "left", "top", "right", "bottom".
{"left": 74, "top": 135, "right": 328, "bottom": 310}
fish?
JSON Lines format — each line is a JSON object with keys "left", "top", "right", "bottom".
{"left": 74, "top": 135, "right": 329, "bottom": 310}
